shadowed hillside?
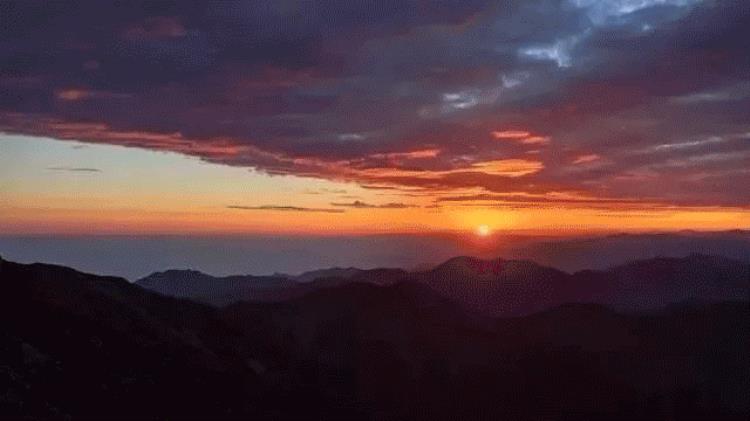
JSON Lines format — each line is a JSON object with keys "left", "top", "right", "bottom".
{"left": 0, "top": 256, "right": 361, "bottom": 419}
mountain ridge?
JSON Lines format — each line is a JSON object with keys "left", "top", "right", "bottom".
{"left": 136, "top": 253, "right": 750, "bottom": 316}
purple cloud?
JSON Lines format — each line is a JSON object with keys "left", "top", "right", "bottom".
{"left": 0, "top": 0, "right": 748, "bottom": 207}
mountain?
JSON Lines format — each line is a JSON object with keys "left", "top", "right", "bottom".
{"left": 137, "top": 266, "right": 408, "bottom": 306}
{"left": 0, "top": 256, "right": 244, "bottom": 418}
{"left": 503, "top": 230, "right": 750, "bottom": 272}
{"left": 1, "top": 255, "right": 748, "bottom": 419}
{"left": 0, "top": 256, "right": 359, "bottom": 419}
{"left": 410, "top": 257, "right": 572, "bottom": 316}
{"left": 2, "top": 230, "right": 748, "bottom": 280}
{"left": 135, "top": 269, "right": 302, "bottom": 305}
{"left": 221, "top": 282, "right": 750, "bottom": 420}
{"left": 293, "top": 266, "right": 364, "bottom": 282}
{"left": 569, "top": 254, "right": 750, "bottom": 311}
{"left": 137, "top": 254, "right": 749, "bottom": 317}
{"left": 409, "top": 254, "right": 749, "bottom": 316}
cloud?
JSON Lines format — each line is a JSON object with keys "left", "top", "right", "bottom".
{"left": 46, "top": 166, "right": 102, "bottom": 173}
{"left": 369, "top": 149, "right": 441, "bottom": 160}
{"left": 122, "top": 17, "right": 187, "bottom": 41}
{"left": 0, "top": 0, "right": 748, "bottom": 208}
{"left": 56, "top": 89, "right": 90, "bottom": 101}
{"left": 468, "top": 159, "right": 544, "bottom": 177}
{"left": 330, "top": 200, "right": 419, "bottom": 209}
{"left": 519, "top": 33, "right": 584, "bottom": 68}
{"left": 491, "top": 131, "right": 530, "bottom": 139}
{"left": 432, "top": 191, "right": 735, "bottom": 211}
{"left": 571, "top": 0, "right": 702, "bottom": 24}
{"left": 55, "top": 89, "right": 131, "bottom": 101}
{"left": 227, "top": 205, "right": 344, "bottom": 213}
{"left": 572, "top": 154, "right": 601, "bottom": 165}
{"left": 491, "top": 131, "right": 551, "bottom": 145}
{"left": 302, "top": 188, "right": 348, "bottom": 195}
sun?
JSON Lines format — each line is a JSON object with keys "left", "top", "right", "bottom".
{"left": 476, "top": 224, "right": 491, "bottom": 237}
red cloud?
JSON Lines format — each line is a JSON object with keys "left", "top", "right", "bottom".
{"left": 491, "top": 131, "right": 551, "bottom": 145}
{"left": 572, "top": 154, "right": 601, "bottom": 165}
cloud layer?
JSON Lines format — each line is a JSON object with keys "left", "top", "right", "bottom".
{"left": 1, "top": 0, "right": 749, "bottom": 208}
{"left": 227, "top": 205, "right": 343, "bottom": 214}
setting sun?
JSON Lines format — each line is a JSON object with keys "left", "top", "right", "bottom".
{"left": 477, "top": 224, "right": 491, "bottom": 237}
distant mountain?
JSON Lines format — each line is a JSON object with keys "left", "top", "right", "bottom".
{"left": 293, "top": 266, "right": 363, "bottom": 282}
{"left": 409, "top": 254, "right": 749, "bottom": 316}
{"left": 410, "top": 256, "right": 572, "bottom": 316}
{"left": 1, "top": 255, "right": 748, "bottom": 419}
{"left": 138, "top": 254, "right": 749, "bottom": 317}
{"left": 2, "top": 230, "right": 748, "bottom": 280}
{"left": 137, "top": 266, "right": 408, "bottom": 306}
{"left": 503, "top": 230, "right": 750, "bottom": 272}
{"left": 570, "top": 254, "right": 750, "bottom": 311}
{"left": 135, "top": 269, "right": 302, "bottom": 304}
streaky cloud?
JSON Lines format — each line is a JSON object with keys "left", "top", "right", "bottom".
{"left": 46, "top": 166, "right": 102, "bottom": 173}
{"left": 330, "top": 200, "right": 419, "bottom": 209}
{"left": 227, "top": 205, "right": 344, "bottom": 213}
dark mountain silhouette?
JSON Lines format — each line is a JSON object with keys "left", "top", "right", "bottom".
{"left": 137, "top": 254, "right": 749, "bottom": 316}
{"left": 137, "top": 266, "right": 408, "bottom": 306}
{"left": 570, "top": 254, "right": 750, "bottom": 311}
{"left": 0, "top": 256, "right": 361, "bottom": 419}
{"left": 412, "top": 254, "right": 749, "bottom": 316}
{"left": 502, "top": 230, "right": 750, "bottom": 272}
{"left": 412, "top": 256, "right": 572, "bottom": 316}
{"left": 135, "top": 269, "right": 302, "bottom": 304}
{"left": 292, "top": 266, "right": 364, "bottom": 282}
{"left": 1, "top": 255, "right": 748, "bottom": 419}
{"left": 2, "top": 230, "right": 747, "bottom": 280}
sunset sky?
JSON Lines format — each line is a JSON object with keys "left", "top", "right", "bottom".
{"left": 1, "top": 0, "right": 748, "bottom": 235}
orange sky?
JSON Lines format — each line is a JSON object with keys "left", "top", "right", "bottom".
{"left": 1, "top": 135, "right": 747, "bottom": 236}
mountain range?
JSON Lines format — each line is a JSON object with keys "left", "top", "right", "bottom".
{"left": 2, "top": 230, "right": 748, "bottom": 280}
{"left": 2, "top": 254, "right": 749, "bottom": 419}
{"left": 499, "top": 230, "right": 750, "bottom": 272}
{"left": 137, "top": 254, "right": 749, "bottom": 316}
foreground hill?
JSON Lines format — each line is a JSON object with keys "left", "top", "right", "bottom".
{"left": 225, "top": 286, "right": 749, "bottom": 420}
{"left": 0, "top": 256, "right": 359, "bottom": 419}
{"left": 2, "top": 256, "right": 749, "bottom": 419}
{"left": 137, "top": 254, "right": 749, "bottom": 316}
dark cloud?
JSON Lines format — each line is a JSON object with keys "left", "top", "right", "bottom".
{"left": 1, "top": 0, "right": 749, "bottom": 207}
{"left": 227, "top": 205, "right": 344, "bottom": 213}
{"left": 46, "top": 166, "right": 101, "bottom": 173}
{"left": 330, "top": 200, "right": 419, "bottom": 209}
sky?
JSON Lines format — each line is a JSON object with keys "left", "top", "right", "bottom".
{"left": 1, "top": 0, "right": 748, "bottom": 235}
